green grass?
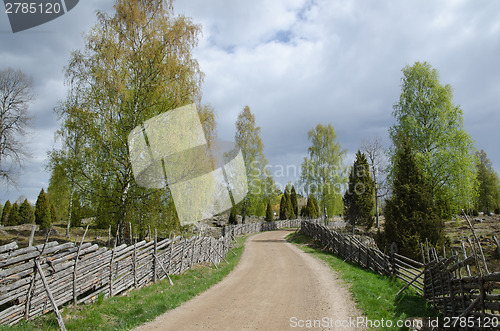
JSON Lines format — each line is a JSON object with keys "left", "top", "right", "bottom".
{"left": 287, "top": 232, "right": 439, "bottom": 331}
{"left": 0, "top": 236, "right": 248, "bottom": 331}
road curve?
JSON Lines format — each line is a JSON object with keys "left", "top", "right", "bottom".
{"left": 134, "top": 230, "right": 363, "bottom": 330}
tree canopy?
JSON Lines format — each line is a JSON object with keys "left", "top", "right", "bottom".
{"left": 0, "top": 68, "right": 34, "bottom": 184}
{"left": 343, "top": 151, "right": 375, "bottom": 231}
{"left": 382, "top": 144, "right": 445, "bottom": 260}
{"left": 299, "top": 124, "right": 345, "bottom": 218}
{"left": 49, "top": 0, "right": 211, "bottom": 238}
{"left": 234, "top": 105, "right": 274, "bottom": 220}
{"left": 475, "top": 150, "right": 500, "bottom": 214}
{"left": 389, "top": 61, "right": 477, "bottom": 217}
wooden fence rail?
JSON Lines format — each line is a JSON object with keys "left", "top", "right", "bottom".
{"left": 0, "top": 219, "right": 301, "bottom": 326}
{"left": 301, "top": 221, "right": 500, "bottom": 329}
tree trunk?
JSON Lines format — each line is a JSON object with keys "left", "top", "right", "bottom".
{"left": 66, "top": 191, "right": 74, "bottom": 238}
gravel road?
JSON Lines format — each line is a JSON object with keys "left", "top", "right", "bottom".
{"left": 134, "top": 229, "right": 363, "bottom": 330}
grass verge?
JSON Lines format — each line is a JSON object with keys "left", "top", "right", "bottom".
{"left": 0, "top": 235, "right": 248, "bottom": 331}
{"left": 287, "top": 232, "right": 439, "bottom": 331}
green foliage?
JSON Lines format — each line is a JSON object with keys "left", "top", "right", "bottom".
{"left": 381, "top": 145, "right": 445, "bottom": 260}
{"left": 301, "top": 194, "right": 319, "bottom": 219}
{"left": 343, "top": 151, "right": 375, "bottom": 230}
{"left": 290, "top": 186, "right": 298, "bottom": 217}
{"left": 50, "top": 203, "right": 57, "bottom": 224}
{"left": 70, "top": 193, "right": 82, "bottom": 227}
{"left": 50, "top": 0, "right": 209, "bottom": 237}
{"left": 279, "top": 194, "right": 286, "bottom": 220}
{"left": 299, "top": 124, "right": 346, "bottom": 217}
{"left": 234, "top": 106, "right": 275, "bottom": 219}
{"left": 7, "top": 202, "right": 19, "bottom": 226}
{"left": 475, "top": 150, "right": 500, "bottom": 214}
{"left": 279, "top": 187, "right": 295, "bottom": 220}
{"left": 265, "top": 201, "right": 273, "bottom": 221}
{"left": 35, "top": 189, "right": 51, "bottom": 230}
{"left": 389, "top": 61, "right": 478, "bottom": 217}
{"left": 1, "top": 200, "right": 11, "bottom": 225}
{"left": 47, "top": 160, "right": 71, "bottom": 222}
{"left": 18, "top": 199, "right": 34, "bottom": 224}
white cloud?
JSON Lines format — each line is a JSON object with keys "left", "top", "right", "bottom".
{"left": 1, "top": 0, "right": 499, "bottom": 202}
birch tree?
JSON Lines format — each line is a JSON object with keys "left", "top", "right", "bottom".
{"left": 0, "top": 68, "right": 34, "bottom": 183}
{"left": 389, "top": 61, "right": 477, "bottom": 217}
{"left": 51, "top": 0, "right": 210, "bottom": 237}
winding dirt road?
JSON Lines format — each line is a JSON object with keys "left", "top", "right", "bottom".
{"left": 134, "top": 230, "right": 363, "bottom": 330}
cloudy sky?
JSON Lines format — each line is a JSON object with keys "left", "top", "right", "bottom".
{"left": 1, "top": 0, "right": 499, "bottom": 204}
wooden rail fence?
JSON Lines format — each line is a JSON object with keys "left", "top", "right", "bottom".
{"left": 0, "top": 219, "right": 300, "bottom": 327}
{"left": 301, "top": 221, "right": 500, "bottom": 329}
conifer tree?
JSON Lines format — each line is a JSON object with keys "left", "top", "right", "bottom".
{"left": 343, "top": 151, "right": 375, "bottom": 231}
{"left": 282, "top": 186, "right": 295, "bottom": 219}
{"left": 35, "top": 189, "right": 51, "bottom": 230}
{"left": 382, "top": 144, "right": 445, "bottom": 260}
{"left": 7, "top": 202, "right": 19, "bottom": 226}
{"left": 18, "top": 199, "right": 34, "bottom": 224}
{"left": 265, "top": 201, "right": 273, "bottom": 221}
{"left": 279, "top": 194, "right": 286, "bottom": 220}
{"left": 1, "top": 200, "right": 11, "bottom": 225}
{"left": 290, "top": 186, "right": 298, "bottom": 218}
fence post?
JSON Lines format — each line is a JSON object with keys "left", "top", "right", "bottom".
{"left": 153, "top": 229, "right": 157, "bottom": 283}
{"left": 109, "top": 226, "right": 119, "bottom": 297}
{"left": 390, "top": 242, "right": 398, "bottom": 276}
{"left": 73, "top": 225, "right": 89, "bottom": 305}
{"left": 133, "top": 234, "right": 138, "bottom": 288}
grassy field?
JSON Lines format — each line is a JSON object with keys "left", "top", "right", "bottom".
{"left": 287, "top": 232, "right": 439, "bottom": 331}
{"left": 0, "top": 236, "right": 247, "bottom": 331}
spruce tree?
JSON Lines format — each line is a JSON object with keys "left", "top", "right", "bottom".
{"left": 265, "top": 201, "right": 273, "bottom": 221}
{"left": 18, "top": 199, "right": 34, "bottom": 224}
{"left": 290, "top": 186, "right": 298, "bottom": 218}
{"left": 1, "top": 200, "right": 11, "bottom": 225}
{"left": 35, "top": 189, "right": 51, "bottom": 230}
{"left": 7, "top": 202, "right": 19, "bottom": 226}
{"left": 279, "top": 194, "right": 286, "bottom": 220}
{"left": 382, "top": 144, "right": 444, "bottom": 260}
{"left": 343, "top": 151, "right": 375, "bottom": 231}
